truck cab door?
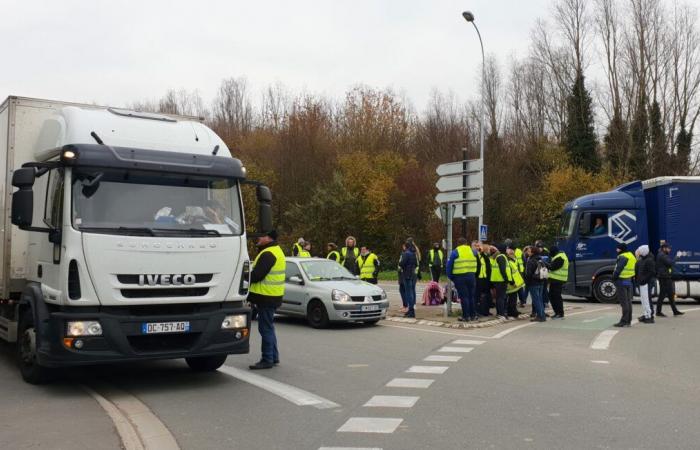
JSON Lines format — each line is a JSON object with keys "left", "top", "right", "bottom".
{"left": 33, "top": 168, "right": 65, "bottom": 302}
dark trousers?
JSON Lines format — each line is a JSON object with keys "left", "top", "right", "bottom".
{"left": 657, "top": 278, "right": 679, "bottom": 313}
{"left": 476, "top": 278, "right": 491, "bottom": 315}
{"left": 454, "top": 274, "right": 476, "bottom": 319}
{"left": 506, "top": 292, "right": 520, "bottom": 317}
{"left": 549, "top": 281, "right": 565, "bottom": 316}
{"left": 518, "top": 285, "right": 527, "bottom": 305}
{"left": 430, "top": 266, "right": 441, "bottom": 283}
{"left": 493, "top": 282, "right": 507, "bottom": 316}
{"left": 257, "top": 304, "right": 279, "bottom": 363}
{"left": 542, "top": 281, "right": 550, "bottom": 306}
{"left": 403, "top": 276, "right": 417, "bottom": 316}
{"left": 616, "top": 281, "right": 633, "bottom": 324}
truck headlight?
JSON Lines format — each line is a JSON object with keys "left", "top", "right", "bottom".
{"left": 221, "top": 314, "right": 247, "bottom": 329}
{"left": 66, "top": 320, "right": 102, "bottom": 337}
{"left": 332, "top": 289, "right": 351, "bottom": 303}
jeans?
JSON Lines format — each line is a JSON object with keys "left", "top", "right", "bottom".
{"left": 403, "top": 276, "right": 417, "bottom": 316}
{"left": 529, "top": 284, "right": 545, "bottom": 319}
{"left": 257, "top": 304, "right": 279, "bottom": 363}
{"left": 518, "top": 286, "right": 528, "bottom": 305}
{"left": 453, "top": 274, "right": 476, "bottom": 319}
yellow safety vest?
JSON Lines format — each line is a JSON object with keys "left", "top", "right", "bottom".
{"left": 298, "top": 250, "right": 311, "bottom": 258}
{"left": 507, "top": 259, "right": 524, "bottom": 294}
{"left": 250, "top": 245, "right": 286, "bottom": 297}
{"left": 514, "top": 248, "right": 525, "bottom": 273}
{"left": 429, "top": 249, "right": 444, "bottom": 267}
{"left": 549, "top": 252, "right": 569, "bottom": 282}
{"left": 452, "top": 245, "right": 477, "bottom": 275}
{"left": 358, "top": 253, "right": 379, "bottom": 280}
{"left": 490, "top": 254, "right": 512, "bottom": 283}
{"left": 341, "top": 247, "right": 359, "bottom": 264}
{"left": 292, "top": 242, "right": 302, "bottom": 256}
{"left": 478, "top": 253, "right": 488, "bottom": 279}
{"left": 619, "top": 251, "right": 636, "bottom": 279}
{"left": 327, "top": 250, "right": 340, "bottom": 262}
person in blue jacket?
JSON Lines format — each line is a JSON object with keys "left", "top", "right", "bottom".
{"left": 399, "top": 244, "right": 418, "bottom": 318}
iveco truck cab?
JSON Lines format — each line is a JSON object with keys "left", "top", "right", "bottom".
{"left": 556, "top": 177, "right": 700, "bottom": 303}
{"left": 0, "top": 96, "right": 272, "bottom": 383}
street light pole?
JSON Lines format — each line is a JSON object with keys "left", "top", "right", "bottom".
{"left": 462, "top": 11, "right": 486, "bottom": 236}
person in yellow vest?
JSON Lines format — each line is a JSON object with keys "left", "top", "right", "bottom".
{"left": 547, "top": 246, "right": 568, "bottom": 319}
{"left": 447, "top": 238, "right": 478, "bottom": 321}
{"left": 358, "top": 246, "right": 380, "bottom": 284}
{"left": 490, "top": 244, "right": 513, "bottom": 320}
{"left": 428, "top": 242, "right": 444, "bottom": 282}
{"left": 612, "top": 243, "right": 636, "bottom": 327}
{"left": 248, "top": 230, "right": 286, "bottom": 370}
{"left": 291, "top": 237, "right": 305, "bottom": 257}
{"left": 505, "top": 239, "right": 527, "bottom": 307}
{"left": 341, "top": 236, "right": 360, "bottom": 275}
{"left": 298, "top": 241, "right": 311, "bottom": 258}
{"left": 326, "top": 243, "right": 340, "bottom": 263}
{"left": 506, "top": 247, "right": 524, "bottom": 318}
{"left": 473, "top": 241, "right": 493, "bottom": 317}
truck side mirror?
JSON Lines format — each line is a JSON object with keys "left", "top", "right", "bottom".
{"left": 256, "top": 185, "right": 273, "bottom": 233}
{"left": 256, "top": 185, "right": 272, "bottom": 203}
{"left": 11, "top": 168, "right": 36, "bottom": 228}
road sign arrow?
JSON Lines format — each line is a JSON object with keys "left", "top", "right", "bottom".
{"left": 436, "top": 172, "right": 483, "bottom": 192}
{"left": 436, "top": 159, "right": 483, "bottom": 177}
{"left": 435, "top": 190, "right": 482, "bottom": 204}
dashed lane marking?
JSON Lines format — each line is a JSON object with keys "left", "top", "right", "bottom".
{"left": 590, "top": 330, "right": 619, "bottom": 350}
{"left": 451, "top": 339, "right": 486, "bottom": 345}
{"left": 406, "top": 365, "right": 449, "bottom": 374}
{"left": 386, "top": 378, "right": 434, "bottom": 388}
{"left": 218, "top": 365, "right": 340, "bottom": 409}
{"left": 319, "top": 447, "right": 382, "bottom": 450}
{"left": 364, "top": 395, "right": 420, "bottom": 408}
{"left": 424, "top": 355, "right": 462, "bottom": 362}
{"left": 337, "top": 417, "right": 403, "bottom": 433}
{"left": 591, "top": 360, "right": 610, "bottom": 364}
{"left": 437, "top": 346, "right": 474, "bottom": 353}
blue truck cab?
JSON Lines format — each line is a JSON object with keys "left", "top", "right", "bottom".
{"left": 556, "top": 177, "right": 700, "bottom": 303}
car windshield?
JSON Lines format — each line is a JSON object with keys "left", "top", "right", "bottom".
{"left": 71, "top": 168, "right": 243, "bottom": 236}
{"left": 300, "top": 260, "right": 355, "bottom": 281}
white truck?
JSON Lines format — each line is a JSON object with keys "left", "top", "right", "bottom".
{"left": 0, "top": 96, "right": 272, "bottom": 383}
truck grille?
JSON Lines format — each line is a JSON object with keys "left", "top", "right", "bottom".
{"left": 121, "top": 288, "right": 209, "bottom": 298}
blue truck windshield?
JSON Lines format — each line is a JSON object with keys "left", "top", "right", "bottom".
{"left": 71, "top": 169, "right": 243, "bottom": 236}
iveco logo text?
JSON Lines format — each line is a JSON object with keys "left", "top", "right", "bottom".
{"left": 138, "top": 274, "right": 196, "bottom": 286}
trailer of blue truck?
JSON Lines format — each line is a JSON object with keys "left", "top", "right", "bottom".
{"left": 556, "top": 176, "right": 700, "bottom": 303}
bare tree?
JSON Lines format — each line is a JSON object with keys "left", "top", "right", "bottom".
{"left": 212, "top": 77, "right": 254, "bottom": 144}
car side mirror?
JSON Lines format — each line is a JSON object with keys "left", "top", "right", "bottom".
{"left": 288, "top": 275, "right": 303, "bottom": 285}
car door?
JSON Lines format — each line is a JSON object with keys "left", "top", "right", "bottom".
{"left": 281, "top": 262, "right": 307, "bottom": 316}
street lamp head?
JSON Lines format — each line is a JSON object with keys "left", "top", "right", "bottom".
{"left": 462, "top": 11, "right": 475, "bottom": 22}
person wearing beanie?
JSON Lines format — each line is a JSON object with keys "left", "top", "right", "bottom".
{"left": 248, "top": 229, "right": 286, "bottom": 370}
{"left": 656, "top": 242, "right": 683, "bottom": 316}
{"left": 547, "top": 246, "right": 568, "bottom": 319}
{"left": 612, "top": 243, "right": 635, "bottom": 327}
{"left": 490, "top": 244, "right": 512, "bottom": 319}
{"left": 635, "top": 245, "right": 656, "bottom": 323}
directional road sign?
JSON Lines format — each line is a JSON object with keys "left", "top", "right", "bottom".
{"left": 436, "top": 172, "right": 484, "bottom": 192}
{"left": 436, "top": 158, "right": 483, "bottom": 177}
{"left": 435, "top": 189, "right": 482, "bottom": 204}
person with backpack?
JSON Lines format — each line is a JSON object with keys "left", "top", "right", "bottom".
{"left": 525, "top": 245, "right": 546, "bottom": 322}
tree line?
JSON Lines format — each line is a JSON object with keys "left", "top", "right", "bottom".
{"left": 130, "top": 0, "right": 700, "bottom": 265}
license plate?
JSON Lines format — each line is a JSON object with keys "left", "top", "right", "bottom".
{"left": 141, "top": 321, "right": 190, "bottom": 334}
{"left": 361, "top": 304, "right": 380, "bottom": 312}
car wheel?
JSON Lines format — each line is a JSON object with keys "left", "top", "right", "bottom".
{"left": 185, "top": 355, "right": 228, "bottom": 372}
{"left": 307, "top": 300, "right": 329, "bottom": 329}
{"left": 18, "top": 310, "right": 54, "bottom": 384}
{"left": 593, "top": 274, "right": 617, "bottom": 304}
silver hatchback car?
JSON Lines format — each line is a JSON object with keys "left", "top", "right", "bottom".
{"left": 277, "top": 257, "right": 389, "bottom": 328}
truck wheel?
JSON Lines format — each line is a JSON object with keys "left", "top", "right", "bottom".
{"left": 307, "top": 301, "right": 329, "bottom": 329}
{"left": 17, "top": 310, "right": 53, "bottom": 384}
{"left": 593, "top": 275, "right": 618, "bottom": 304}
{"left": 185, "top": 355, "right": 228, "bottom": 372}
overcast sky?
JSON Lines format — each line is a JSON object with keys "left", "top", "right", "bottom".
{"left": 1, "top": 0, "right": 697, "bottom": 113}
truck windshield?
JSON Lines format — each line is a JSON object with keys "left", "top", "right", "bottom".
{"left": 71, "top": 169, "right": 243, "bottom": 236}
{"left": 559, "top": 210, "right": 576, "bottom": 238}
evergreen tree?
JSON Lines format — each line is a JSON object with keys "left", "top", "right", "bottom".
{"left": 648, "top": 100, "right": 667, "bottom": 177}
{"left": 604, "top": 111, "right": 629, "bottom": 173}
{"left": 675, "top": 121, "right": 692, "bottom": 175}
{"left": 565, "top": 71, "right": 600, "bottom": 171}
{"left": 629, "top": 93, "right": 649, "bottom": 180}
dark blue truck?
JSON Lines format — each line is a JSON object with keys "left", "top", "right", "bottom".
{"left": 556, "top": 177, "right": 700, "bottom": 303}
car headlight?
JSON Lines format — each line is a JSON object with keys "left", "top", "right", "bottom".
{"left": 380, "top": 290, "right": 387, "bottom": 300}
{"left": 221, "top": 314, "right": 247, "bottom": 329}
{"left": 332, "top": 289, "right": 351, "bottom": 303}
{"left": 66, "top": 320, "right": 102, "bottom": 337}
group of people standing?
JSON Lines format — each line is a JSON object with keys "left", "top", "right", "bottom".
{"left": 293, "top": 236, "right": 381, "bottom": 284}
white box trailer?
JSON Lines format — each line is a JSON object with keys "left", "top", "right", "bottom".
{"left": 0, "top": 96, "right": 273, "bottom": 383}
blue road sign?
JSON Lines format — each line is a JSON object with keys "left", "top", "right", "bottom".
{"left": 479, "top": 224, "right": 488, "bottom": 241}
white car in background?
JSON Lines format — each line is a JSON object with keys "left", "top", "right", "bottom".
{"left": 278, "top": 258, "right": 389, "bottom": 328}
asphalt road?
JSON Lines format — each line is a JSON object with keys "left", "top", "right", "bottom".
{"left": 1, "top": 298, "right": 699, "bottom": 449}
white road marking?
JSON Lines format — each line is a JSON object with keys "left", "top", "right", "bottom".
{"left": 591, "top": 360, "right": 610, "bottom": 364}
{"left": 438, "top": 346, "right": 474, "bottom": 353}
{"left": 590, "top": 330, "right": 619, "bottom": 350}
{"left": 424, "top": 355, "right": 462, "bottom": 362}
{"left": 490, "top": 306, "right": 614, "bottom": 339}
{"left": 84, "top": 383, "right": 179, "bottom": 450}
{"left": 218, "top": 366, "right": 340, "bottom": 409}
{"left": 386, "top": 378, "right": 434, "bottom": 388}
{"left": 379, "top": 323, "right": 493, "bottom": 338}
{"left": 582, "top": 316, "right": 605, "bottom": 323}
{"left": 347, "top": 364, "right": 369, "bottom": 368}
{"left": 337, "top": 417, "right": 403, "bottom": 433}
{"left": 319, "top": 447, "right": 382, "bottom": 450}
{"left": 364, "top": 395, "right": 420, "bottom": 408}
{"left": 451, "top": 339, "right": 486, "bottom": 345}
{"left": 406, "top": 365, "right": 449, "bottom": 374}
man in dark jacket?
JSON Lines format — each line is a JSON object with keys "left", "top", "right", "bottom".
{"left": 490, "top": 244, "right": 511, "bottom": 319}
{"left": 525, "top": 246, "right": 546, "bottom": 321}
{"left": 612, "top": 243, "right": 636, "bottom": 327}
{"left": 399, "top": 245, "right": 418, "bottom": 318}
{"left": 248, "top": 230, "right": 286, "bottom": 370}
{"left": 547, "top": 246, "right": 567, "bottom": 319}
{"left": 635, "top": 245, "right": 656, "bottom": 323}
{"left": 656, "top": 243, "right": 683, "bottom": 317}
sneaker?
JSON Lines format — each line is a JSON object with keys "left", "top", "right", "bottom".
{"left": 458, "top": 317, "right": 468, "bottom": 322}
{"left": 673, "top": 311, "right": 685, "bottom": 316}
{"left": 656, "top": 312, "right": 667, "bottom": 317}
{"left": 613, "top": 322, "right": 630, "bottom": 327}
{"left": 249, "top": 360, "right": 274, "bottom": 370}
{"left": 497, "top": 315, "right": 507, "bottom": 320}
